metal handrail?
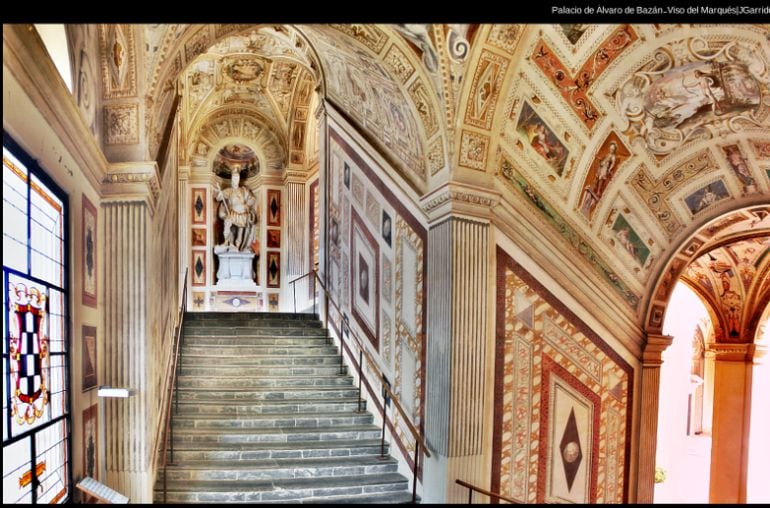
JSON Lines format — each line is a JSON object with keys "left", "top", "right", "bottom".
{"left": 455, "top": 479, "right": 521, "bottom": 504}
{"left": 159, "top": 268, "right": 188, "bottom": 503}
{"left": 289, "top": 269, "right": 431, "bottom": 503}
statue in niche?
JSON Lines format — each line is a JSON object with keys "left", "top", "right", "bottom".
{"left": 214, "top": 168, "right": 258, "bottom": 253}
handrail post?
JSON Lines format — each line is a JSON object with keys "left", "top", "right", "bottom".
{"left": 339, "top": 321, "right": 345, "bottom": 375}
{"left": 323, "top": 292, "right": 328, "bottom": 329}
{"left": 163, "top": 466, "right": 167, "bottom": 504}
{"left": 293, "top": 282, "right": 296, "bottom": 313}
{"left": 312, "top": 274, "right": 316, "bottom": 316}
{"left": 412, "top": 440, "right": 419, "bottom": 503}
{"left": 468, "top": 486, "right": 473, "bottom": 504}
{"left": 357, "top": 349, "right": 363, "bottom": 412}
{"left": 380, "top": 393, "right": 388, "bottom": 458}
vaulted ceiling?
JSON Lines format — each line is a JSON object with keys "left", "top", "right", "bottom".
{"left": 69, "top": 23, "right": 770, "bottom": 331}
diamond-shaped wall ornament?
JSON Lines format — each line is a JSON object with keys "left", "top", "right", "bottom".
{"left": 194, "top": 195, "right": 204, "bottom": 216}
{"left": 269, "top": 257, "right": 278, "bottom": 279}
{"left": 270, "top": 195, "right": 279, "bottom": 218}
{"left": 559, "top": 407, "right": 583, "bottom": 491}
{"left": 195, "top": 257, "right": 204, "bottom": 278}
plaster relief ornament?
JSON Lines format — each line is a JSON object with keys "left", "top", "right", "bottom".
{"left": 107, "top": 25, "right": 129, "bottom": 88}
{"left": 617, "top": 38, "right": 770, "bottom": 156}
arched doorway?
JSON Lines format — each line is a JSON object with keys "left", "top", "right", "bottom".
{"left": 642, "top": 206, "right": 770, "bottom": 503}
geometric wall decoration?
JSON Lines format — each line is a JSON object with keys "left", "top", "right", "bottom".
{"left": 191, "top": 187, "right": 206, "bottom": 224}
{"left": 82, "top": 195, "right": 98, "bottom": 307}
{"left": 267, "top": 229, "right": 281, "bottom": 249}
{"left": 103, "top": 104, "right": 139, "bottom": 145}
{"left": 492, "top": 246, "right": 633, "bottom": 504}
{"left": 351, "top": 208, "right": 379, "bottom": 350}
{"left": 191, "top": 250, "right": 206, "bottom": 286}
{"left": 267, "top": 251, "right": 280, "bottom": 288}
{"left": 267, "top": 189, "right": 281, "bottom": 226}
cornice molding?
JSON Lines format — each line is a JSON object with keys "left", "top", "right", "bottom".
{"left": 101, "top": 161, "right": 160, "bottom": 216}
{"left": 3, "top": 24, "right": 107, "bottom": 193}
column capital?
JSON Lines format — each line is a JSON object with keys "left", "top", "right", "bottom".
{"left": 420, "top": 182, "right": 500, "bottom": 224}
{"left": 706, "top": 343, "right": 756, "bottom": 362}
{"left": 642, "top": 333, "right": 674, "bottom": 367}
{"left": 101, "top": 161, "right": 160, "bottom": 216}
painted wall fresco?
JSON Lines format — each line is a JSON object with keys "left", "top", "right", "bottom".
{"left": 327, "top": 124, "right": 427, "bottom": 476}
{"left": 492, "top": 246, "right": 633, "bottom": 503}
{"left": 499, "top": 156, "right": 640, "bottom": 310}
{"left": 516, "top": 101, "right": 569, "bottom": 176}
{"left": 308, "top": 26, "right": 429, "bottom": 191}
{"left": 578, "top": 132, "right": 631, "bottom": 221}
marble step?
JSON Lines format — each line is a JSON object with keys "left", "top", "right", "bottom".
{"left": 176, "top": 386, "right": 361, "bottom": 402}
{"left": 176, "top": 374, "right": 354, "bottom": 389}
{"left": 179, "top": 353, "right": 342, "bottom": 366}
{"left": 302, "top": 491, "right": 416, "bottom": 504}
{"left": 183, "top": 335, "right": 330, "bottom": 346}
{"left": 185, "top": 311, "right": 318, "bottom": 320}
{"left": 182, "top": 344, "right": 338, "bottom": 356}
{"left": 161, "top": 455, "right": 398, "bottom": 482}
{"left": 155, "top": 472, "right": 409, "bottom": 503}
{"left": 172, "top": 424, "right": 383, "bottom": 444}
{"left": 166, "top": 439, "right": 386, "bottom": 461}
{"left": 172, "top": 411, "right": 373, "bottom": 430}
{"left": 184, "top": 322, "right": 324, "bottom": 333}
{"left": 175, "top": 399, "right": 365, "bottom": 416}
{"left": 179, "top": 365, "right": 347, "bottom": 377}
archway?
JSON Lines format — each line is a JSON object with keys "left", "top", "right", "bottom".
{"left": 642, "top": 206, "right": 770, "bottom": 503}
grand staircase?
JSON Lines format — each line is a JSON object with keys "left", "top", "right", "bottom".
{"left": 155, "top": 311, "right": 415, "bottom": 504}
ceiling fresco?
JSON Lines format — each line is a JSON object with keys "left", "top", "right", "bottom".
{"left": 80, "top": 23, "right": 770, "bottom": 330}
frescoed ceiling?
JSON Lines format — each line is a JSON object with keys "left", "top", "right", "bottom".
{"left": 83, "top": 23, "right": 770, "bottom": 335}
{"left": 455, "top": 24, "right": 770, "bottom": 326}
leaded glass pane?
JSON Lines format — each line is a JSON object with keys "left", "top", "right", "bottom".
{"left": 35, "top": 420, "right": 68, "bottom": 503}
{"left": 2, "top": 438, "right": 32, "bottom": 504}
{"left": 3, "top": 160, "right": 28, "bottom": 274}
{"left": 30, "top": 174, "right": 64, "bottom": 288}
{"left": 7, "top": 273, "right": 52, "bottom": 437}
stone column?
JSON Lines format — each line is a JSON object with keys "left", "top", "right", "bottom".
{"left": 101, "top": 164, "right": 159, "bottom": 503}
{"left": 707, "top": 343, "right": 755, "bottom": 503}
{"left": 636, "top": 333, "right": 673, "bottom": 503}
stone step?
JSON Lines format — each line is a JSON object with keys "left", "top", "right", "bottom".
{"left": 155, "top": 472, "right": 409, "bottom": 503}
{"left": 175, "top": 386, "right": 361, "bottom": 402}
{"left": 182, "top": 345, "right": 338, "bottom": 356}
{"left": 172, "top": 424, "right": 383, "bottom": 444}
{"left": 184, "top": 311, "right": 318, "bottom": 320}
{"left": 172, "top": 411, "right": 373, "bottom": 430}
{"left": 166, "top": 439, "right": 386, "bottom": 461}
{"left": 183, "top": 335, "right": 329, "bottom": 346}
{"left": 302, "top": 491, "right": 416, "bottom": 504}
{"left": 176, "top": 374, "right": 354, "bottom": 389}
{"left": 184, "top": 323, "right": 324, "bottom": 333}
{"left": 161, "top": 455, "right": 398, "bottom": 482}
{"left": 176, "top": 398, "right": 365, "bottom": 416}
{"left": 179, "top": 353, "right": 342, "bottom": 366}
{"left": 179, "top": 365, "right": 347, "bottom": 377}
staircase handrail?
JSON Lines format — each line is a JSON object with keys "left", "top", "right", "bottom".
{"left": 158, "top": 268, "right": 188, "bottom": 503}
{"left": 290, "top": 269, "right": 431, "bottom": 503}
{"left": 455, "top": 479, "right": 521, "bottom": 504}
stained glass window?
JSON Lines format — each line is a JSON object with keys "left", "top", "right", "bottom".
{"left": 3, "top": 135, "right": 70, "bottom": 504}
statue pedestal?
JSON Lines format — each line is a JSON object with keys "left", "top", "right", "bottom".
{"left": 214, "top": 249, "right": 257, "bottom": 289}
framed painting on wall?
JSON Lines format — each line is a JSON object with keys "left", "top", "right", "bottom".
{"left": 82, "top": 195, "right": 97, "bottom": 307}
{"left": 267, "top": 189, "right": 281, "bottom": 226}
{"left": 83, "top": 404, "right": 98, "bottom": 480}
{"left": 82, "top": 325, "right": 97, "bottom": 392}
{"left": 350, "top": 209, "right": 379, "bottom": 350}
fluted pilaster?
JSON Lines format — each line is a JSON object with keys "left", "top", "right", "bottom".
{"left": 636, "top": 333, "right": 673, "bottom": 503}
{"left": 103, "top": 201, "right": 151, "bottom": 502}
{"left": 425, "top": 217, "right": 490, "bottom": 503}
{"left": 285, "top": 180, "right": 306, "bottom": 277}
